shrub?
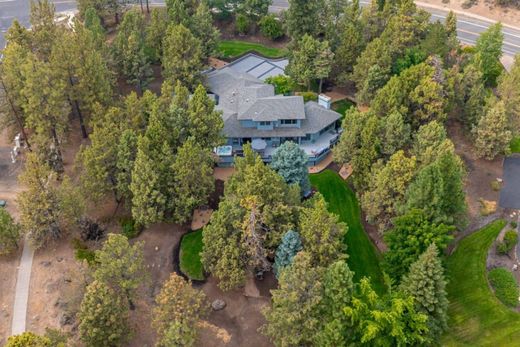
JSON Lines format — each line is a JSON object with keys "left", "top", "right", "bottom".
{"left": 73, "top": 239, "right": 96, "bottom": 265}
{"left": 497, "top": 230, "right": 518, "bottom": 255}
{"left": 488, "top": 267, "right": 519, "bottom": 307}
{"left": 120, "top": 217, "right": 141, "bottom": 239}
{"left": 298, "top": 91, "right": 318, "bottom": 102}
{"left": 235, "top": 14, "right": 250, "bottom": 35}
{"left": 79, "top": 217, "right": 105, "bottom": 241}
{"left": 259, "top": 14, "right": 284, "bottom": 40}
{"left": 265, "top": 75, "right": 296, "bottom": 95}
{"left": 511, "top": 221, "right": 518, "bottom": 229}
{"left": 491, "top": 180, "right": 502, "bottom": 191}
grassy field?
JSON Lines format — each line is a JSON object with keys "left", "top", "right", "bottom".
{"left": 218, "top": 40, "right": 286, "bottom": 59}
{"left": 179, "top": 229, "right": 205, "bottom": 281}
{"left": 442, "top": 219, "right": 520, "bottom": 346}
{"left": 310, "top": 169, "right": 385, "bottom": 293}
{"left": 510, "top": 137, "right": 520, "bottom": 153}
{"left": 332, "top": 99, "right": 355, "bottom": 118}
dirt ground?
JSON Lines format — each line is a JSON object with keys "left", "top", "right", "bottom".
{"left": 197, "top": 275, "right": 276, "bottom": 347}
{"left": 447, "top": 120, "right": 503, "bottom": 219}
{"left": 419, "top": 0, "right": 520, "bottom": 27}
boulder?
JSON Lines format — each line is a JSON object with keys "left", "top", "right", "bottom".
{"left": 211, "top": 299, "right": 226, "bottom": 311}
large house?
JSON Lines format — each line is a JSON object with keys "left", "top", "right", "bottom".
{"left": 206, "top": 54, "right": 342, "bottom": 166}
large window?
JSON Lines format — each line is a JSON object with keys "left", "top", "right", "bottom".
{"left": 259, "top": 121, "right": 271, "bottom": 126}
{"left": 281, "top": 119, "right": 297, "bottom": 125}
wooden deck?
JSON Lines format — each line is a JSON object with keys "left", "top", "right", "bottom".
{"left": 308, "top": 152, "right": 333, "bottom": 174}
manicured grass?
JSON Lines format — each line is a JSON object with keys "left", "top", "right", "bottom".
{"left": 310, "top": 169, "right": 385, "bottom": 293}
{"left": 510, "top": 137, "right": 520, "bottom": 153}
{"left": 332, "top": 99, "right": 355, "bottom": 118}
{"left": 218, "top": 40, "right": 286, "bottom": 59}
{"left": 488, "top": 267, "right": 519, "bottom": 308}
{"left": 442, "top": 219, "right": 520, "bottom": 346}
{"left": 179, "top": 229, "right": 205, "bottom": 281}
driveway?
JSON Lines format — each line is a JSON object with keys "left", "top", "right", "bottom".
{"left": 499, "top": 156, "right": 520, "bottom": 209}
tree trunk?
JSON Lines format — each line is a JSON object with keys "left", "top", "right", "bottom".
{"left": 115, "top": 12, "right": 119, "bottom": 25}
{"left": 67, "top": 76, "right": 88, "bottom": 139}
{"left": 0, "top": 78, "right": 32, "bottom": 150}
{"left": 139, "top": 0, "right": 144, "bottom": 12}
{"left": 319, "top": 78, "right": 323, "bottom": 94}
{"left": 146, "top": 0, "right": 150, "bottom": 13}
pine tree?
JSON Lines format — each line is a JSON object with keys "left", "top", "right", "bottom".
{"left": 77, "top": 106, "right": 126, "bottom": 203}
{"left": 152, "top": 273, "right": 208, "bottom": 347}
{"left": 473, "top": 99, "right": 512, "bottom": 159}
{"left": 192, "top": 2, "right": 220, "bottom": 58}
{"left": 460, "top": 62, "right": 488, "bottom": 131}
{"left": 287, "top": 34, "right": 334, "bottom": 91}
{"left": 270, "top": 141, "right": 310, "bottom": 194}
{"left": 130, "top": 136, "right": 170, "bottom": 226}
{"left": 146, "top": 7, "right": 169, "bottom": 62}
{"left": 83, "top": 6, "right": 105, "bottom": 46}
{"left": 498, "top": 54, "right": 520, "bottom": 134}
{"left": 0, "top": 209, "right": 20, "bottom": 256}
{"left": 93, "top": 233, "right": 147, "bottom": 306}
{"left": 116, "top": 129, "right": 138, "bottom": 204}
{"left": 400, "top": 243, "right": 448, "bottom": 339}
{"left": 299, "top": 193, "right": 347, "bottom": 267}
{"left": 187, "top": 84, "right": 224, "bottom": 149}
{"left": 381, "top": 111, "right": 411, "bottom": 156}
{"left": 17, "top": 154, "right": 82, "bottom": 249}
{"left": 261, "top": 252, "right": 324, "bottom": 346}
{"left": 285, "top": 0, "right": 324, "bottom": 39}
{"left": 405, "top": 152, "right": 467, "bottom": 227}
{"left": 361, "top": 150, "right": 417, "bottom": 232}
{"left": 273, "top": 230, "right": 303, "bottom": 277}
{"left": 5, "top": 332, "right": 51, "bottom": 347}
{"left": 384, "top": 209, "right": 453, "bottom": 282}
{"left": 162, "top": 24, "right": 204, "bottom": 88}
{"left": 30, "top": 0, "right": 58, "bottom": 60}
{"left": 171, "top": 137, "right": 215, "bottom": 223}
{"left": 334, "top": 20, "right": 364, "bottom": 83}
{"left": 5, "top": 19, "right": 32, "bottom": 49}
{"left": 78, "top": 280, "right": 129, "bottom": 347}
{"left": 411, "top": 120, "right": 455, "bottom": 167}
{"left": 474, "top": 22, "right": 503, "bottom": 86}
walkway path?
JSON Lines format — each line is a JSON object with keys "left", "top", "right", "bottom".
{"left": 11, "top": 239, "right": 34, "bottom": 336}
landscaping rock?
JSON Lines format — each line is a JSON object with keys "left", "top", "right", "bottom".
{"left": 212, "top": 299, "right": 226, "bottom": 311}
{"left": 56, "top": 257, "right": 64, "bottom": 262}
{"left": 40, "top": 261, "right": 51, "bottom": 267}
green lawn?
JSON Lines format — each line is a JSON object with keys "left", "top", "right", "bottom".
{"left": 442, "top": 219, "right": 520, "bottom": 346}
{"left": 510, "top": 136, "right": 520, "bottom": 153}
{"left": 218, "top": 40, "right": 286, "bottom": 59}
{"left": 179, "top": 229, "right": 205, "bottom": 281}
{"left": 332, "top": 99, "right": 355, "bottom": 119}
{"left": 310, "top": 170, "right": 385, "bottom": 293}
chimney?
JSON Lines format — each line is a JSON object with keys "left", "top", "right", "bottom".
{"left": 318, "top": 94, "right": 331, "bottom": 109}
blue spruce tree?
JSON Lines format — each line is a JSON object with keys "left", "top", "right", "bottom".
{"left": 271, "top": 141, "right": 310, "bottom": 195}
{"left": 274, "top": 230, "right": 303, "bottom": 277}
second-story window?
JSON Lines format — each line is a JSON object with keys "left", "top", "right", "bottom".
{"left": 259, "top": 121, "right": 271, "bottom": 126}
{"left": 281, "top": 119, "right": 297, "bottom": 125}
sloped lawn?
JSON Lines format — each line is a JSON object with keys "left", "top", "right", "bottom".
{"left": 218, "top": 40, "right": 286, "bottom": 59}
{"left": 179, "top": 229, "right": 205, "bottom": 281}
{"left": 442, "top": 219, "right": 520, "bottom": 346}
{"left": 310, "top": 169, "right": 385, "bottom": 293}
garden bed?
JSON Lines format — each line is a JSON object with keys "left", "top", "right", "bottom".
{"left": 488, "top": 267, "right": 520, "bottom": 308}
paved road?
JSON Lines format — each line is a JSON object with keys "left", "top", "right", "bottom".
{"left": 2, "top": 0, "right": 520, "bottom": 56}
{"left": 271, "top": 0, "right": 520, "bottom": 57}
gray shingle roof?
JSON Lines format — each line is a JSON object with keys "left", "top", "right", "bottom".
{"left": 238, "top": 96, "right": 305, "bottom": 121}
{"left": 225, "top": 53, "right": 288, "bottom": 80}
